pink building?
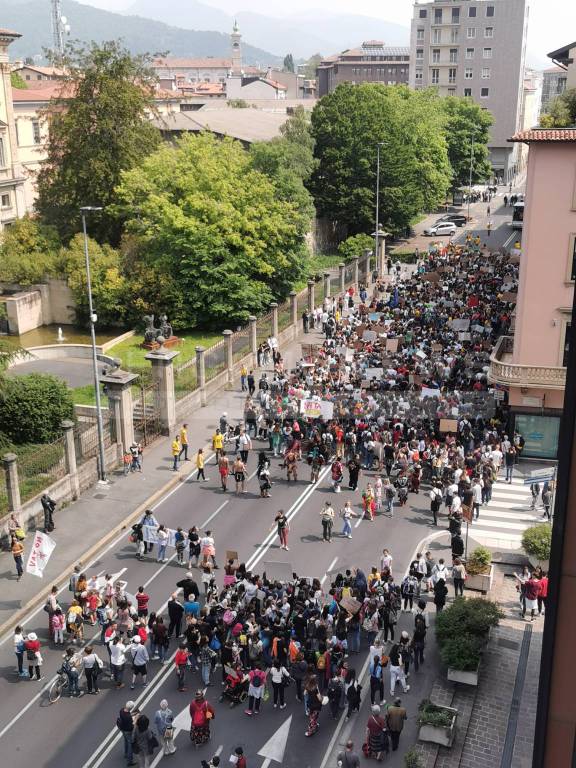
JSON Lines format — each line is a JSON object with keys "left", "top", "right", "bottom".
{"left": 489, "top": 128, "right": 576, "bottom": 458}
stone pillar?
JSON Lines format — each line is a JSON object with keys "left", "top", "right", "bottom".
{"left": 323, "top": 271, "right": 331, "bottom": 300}
{"left": 100, "top": 369, "right": 139, "bottom": 453}
{"left": 339, "top": 262, "right": 346, "bottom": 294}
{"left": 3, "top": 453, "right": 21, "bottom": 514}
{"left": 61, "top": 419, "right": 80, "bottom": 500}
{"left": 363, "top": 248, "right": 372, "bottom": 286}
{"left": 307, "top": 279, "right": 315, "bottom": 312}
{"left": 289, "top": 290, "right": 298, "bottom": 327}
{"left": 196, "top": 346, "right": 207, "bottom": 406}
{"left": 145, "top": 348, "right": 180, "bottom": 436}
{"left": 223, "top": 329, "right": 234, "bottom": 386}
{"left": 352, "top": 256, "right": 359, "bottom": 287}
{"left": 270, "top": 302, "right": 279, "bottom": 338}
{"left": 248, "top": 315, "right": 257, "bottom": 366}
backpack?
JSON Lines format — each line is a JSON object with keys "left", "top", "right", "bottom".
{"left": 251, "top": 673, "right": 263, "bottom": 688}
{"left": 26, "top": 646, "right": 37, "bottom": 661}
{"left": 414, "top": 613, "right": 427, "bottom": 637}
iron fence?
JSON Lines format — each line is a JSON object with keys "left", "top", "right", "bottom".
{"left": 204, "top": 339, "right": 227, "bottom": 383}
{"left": 75, "top": 415, "right": 115, "bottom": 463}
{"left": 231, "top": 328, "right": 251, "bottom": 364}
{"left": 0, "top": 472, "right": 8, "bottom": 516}
{"left": 17, "top": 436, "right": 67, "bottom": 504}
{"left": 174, "top": 364, "right": 198, "bottom": 400}
{"left": 297, "top": 287, "right": 308, "bottom": 316}
{"left": 277, "top": 300, "right": 292, "bottom": 332}
{"left": 256, "top": 311, "right": 273, "bottom": 345}
{"left": 345, "top": 263, "right": 355, "bottom": 286}
{"left": 133, "top": 383, "right": 162, "bottom": 447}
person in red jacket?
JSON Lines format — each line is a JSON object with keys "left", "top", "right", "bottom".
{"left": 524, "top": 574, "right": 540, "bottom": 622}
{"left": 189, "top": 689, "right": 215, "bottom": 746}
{"left": 24, "top": 632, "right": 43, "bottom": 681}
{"left": 174, "top": 643, "right": 189, "bottom": 691}
{"left": 230, "top": 746, "right": 247, "bottom": 767}
{"left": 538, "top": 572, "right": 548, "bottom": 616}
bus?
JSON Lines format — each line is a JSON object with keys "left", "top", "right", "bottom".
{"left": 512, "top": 201, "right": 524, "bottom": 229}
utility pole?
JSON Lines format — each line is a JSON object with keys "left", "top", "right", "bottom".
{"left": 51, "top": 0, "right": 70, "bottom": 57}
{"left": 467, "top": 131, "right": 475, "bottom": 223}
{"left": 375, "top": 142, "right": 384, "bottom": 273}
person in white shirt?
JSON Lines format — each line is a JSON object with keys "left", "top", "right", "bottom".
{"left": 450, "top": 494, "right": 462, "bottom": 515}
{"left": 491, "top": 446, "right": 503, "bottom": 472}
{"left": 380, "top": 549, "right": 393, "bottom": 574}
{"left": 269, "top": 660, "right": 289, "bottom": 708}
{"left": 82, "top": 645, "right": 104, "bottom": 694}
{"left": 109, "top": 636, "right": 127, "bottom": 688}
{"left": 431, "top": 559, "right": 449, "bottom": 585}
{"left": 129, "top": 636, "right": 150, "bottom": 689}
{"left": 472, "top": 479, "right": 483, "bottom": 520}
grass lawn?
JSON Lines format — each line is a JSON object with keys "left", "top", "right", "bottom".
{"left": 71, "top": 384, "right": 109, "bottom": 407}
{"left": 107, "top": 331, "right": 222, "bottom": 370}
{"left": 293, "top": 253, "right": 343, "bottom": 292}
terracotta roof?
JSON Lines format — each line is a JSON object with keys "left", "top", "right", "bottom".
{"left": 153, "top": 57, "right": 232, "bottom": 69}
{"left": 0, "top": 28, "right": 21, "bottom": 38}
{"left": 510, "top": 129, "right": 576, "bottom": 143}
{"left": 12, "top": 83, "right": 71, "bottom": 102}
{"left": 261, "top": 78, "right": 287, "bottom": 91}
{"left": 15, "top": 65, "right": 66, "bottom": 77}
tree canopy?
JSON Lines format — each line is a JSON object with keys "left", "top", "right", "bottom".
{"left": 309, "top": 83, "right": 452, "bottom": 237}
{"left": 0, "top": 216, "right": 61, "bottom": 285}
{"left": 114, "top": 132, "right": 309, "bottom": 329}
{"left": 442, "top": 96, "right": 492, "bottom": 188}
{"left": 540, "top": 88, "right": 576, "bottom": 128}
{"left": 36, "top": 40, "right": 161, "bottom": 245}
{"left": 283, "top": 53, "right": 295, "bottom": 73}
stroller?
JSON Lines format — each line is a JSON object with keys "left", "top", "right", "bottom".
{"left": 219, "top": 666, "right": 249, "bottom": 707}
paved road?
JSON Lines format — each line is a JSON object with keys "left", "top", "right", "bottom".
{"left": 0, "top": 443, "right": 438, "bottom": 768}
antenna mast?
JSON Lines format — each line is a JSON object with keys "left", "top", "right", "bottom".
{"left": 51, "top": 0, "right": 70, "bottom": 57}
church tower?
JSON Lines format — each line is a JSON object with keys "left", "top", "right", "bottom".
{"left": 231, "top": 20, "right": 242, "bottom": 75}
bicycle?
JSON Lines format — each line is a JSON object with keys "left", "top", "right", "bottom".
{"left": 48, "top": 667, "right": 84, "bottom": 704}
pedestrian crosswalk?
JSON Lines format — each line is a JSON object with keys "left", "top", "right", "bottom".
{"left": 467, "top": 476, "right": 545, "bottom": 550}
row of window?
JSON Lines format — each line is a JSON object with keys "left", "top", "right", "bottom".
{"left": 417, "top": 26, "right": 494, "bottom": 42}
{"left": 420, "top": 46, "right": 493, "bottom": 62}
{"left": 347, "top": 67, "right": 407, "bottom": 75}
{"left": 415, "top": 73, "right": 491, "bottom": 98}
{"left": 419, "top": 5, "right": 495, "bottom": 20}
{"left": 428, "top": 68, "right": 490, "bottom": 84}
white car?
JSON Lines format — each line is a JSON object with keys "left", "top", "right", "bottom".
{"left": 423, "top": 222, "right": 457, "bottom": 237}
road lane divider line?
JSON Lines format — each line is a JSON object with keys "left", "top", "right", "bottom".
{"left": 321, "top": 557, "right": 339, "bottom": 586}
{"left": 200, "top": 500, "right": 229, "bottom": 529}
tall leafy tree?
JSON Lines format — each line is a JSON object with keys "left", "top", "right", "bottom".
{"left": 303, "top": 53, "right": 323, "bottom": 79}
{"left": 442, "top": 96, "right": 492, "bottom": 188}
{"left": 540, "top": 88, "right": 576, "bottom": 127}
{"left": 114, "top": 133, "right": 308, "bottom": 329}
{"left": 283, "top": 53, "right": 295, "bottom": 73}
{"left": 36, "top": 40, "right": 160, "bottom": 244}
{"left": 309, "top": 83, "right": 451, "bottom": 237}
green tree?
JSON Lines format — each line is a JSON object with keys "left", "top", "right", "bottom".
{"left": 36, "top": 40, "right": 161, "bottom": 244}
{"left": 0, "top": 373, "right": 74, "bottom": 444}
{"left": 309, "top": 83, "right": 451, "bottom": 237}
{"left": 540, "top": 88, "right": 576, "bottom": 127}
{"left": 11, "top": 71, "right": 27, "bottom": 89}
{"left": 442, "top": 97, "right": 492, "bottom": 188}
{"left": 303, "top": 53, "right": 322, "bottom": 79}
{"left": 337, "top": 233, "right": 374, "bottom": 262}
{"left": 114, "top": 132, "right": 308, "bottom": 329}
{"left": 0, "top": 216, "right": 61, "bottom": 284}
{"left": 283, "top": 53, "right": 295, "bottom": 73}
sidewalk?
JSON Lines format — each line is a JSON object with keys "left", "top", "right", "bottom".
{"left": 0, "top": 324, "right": 317, "bottom": 636}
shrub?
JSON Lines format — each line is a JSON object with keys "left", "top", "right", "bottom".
{"left": 418, "top": 700, "right": 454, "bottom": 728}
{"left": 0, "top": 373, "right": 74, "bottom": 444}
{"left": 466, "top": 546, "right": 492, "bottom": 576}
{"left": 337, "top": 233, "right": 374, "bottom": 262}
{"left": 522, "top": 523, "right": 552, "bottom": 562}
{"left": 439, "top": 634, "right": 483, "bottom": 671}
{"left": 436, "top": 597, "right": 503, "bottom": 669}
{"left": 388, "top": 249, "right": 419, "bottom": 264}
{"left": 404, "top": 747, "right": 424, "bottom": 768}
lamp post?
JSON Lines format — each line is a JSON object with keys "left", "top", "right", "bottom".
{"left": 375, "top": 142, "right": 384, "bottom": 271}
{"left": 80, "top": 206, "right": 107, "bottom": 483}
{"left": 467, "top": 131, "right": 475, "bottom": 224}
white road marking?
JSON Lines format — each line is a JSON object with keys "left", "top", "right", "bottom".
{"left": 503, "top": 231, "right": 517, "bottom": 248}
{"left": 257, "top": 714, "right": 292, "bottom": 764}
{"left": 321, "top": 557, "right": 339, "bottom": 586}
{"left": 200, "top": 500, "right": 229, "bottom": 528}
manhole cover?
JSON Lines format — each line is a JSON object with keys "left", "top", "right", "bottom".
{"left": 498, "top": 638, "right": 520, "bottom": 650}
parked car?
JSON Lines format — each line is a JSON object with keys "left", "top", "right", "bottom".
{"left": 436, "top": 214, "right": 467, "bottom": 227}
{"left": 423, "top": 222, "right": 457, "bottom": 237}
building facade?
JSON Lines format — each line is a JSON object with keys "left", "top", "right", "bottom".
{"left": 488, "top": 129, "right": 576, "bottom": 459}
{"left": 316, "top": 41, "right": 410, "bottom": 97}
{"left": 548, "top": 40, "right": 576, "bottom": 90}
{"left": 0, "top": 29, "right": 26, "bottom": 230}
{"left": 409, "top": 0, "right": 528, "bottom": 183}
{"left": 541, "top": 66, "right": 568, "bottom": 115}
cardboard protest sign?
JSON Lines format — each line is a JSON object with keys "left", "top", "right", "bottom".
{"left": 501, "top": 292, "right": 517, "bottom": 302}
{"left": 458, "top": 332, "right": 472, "bottom": 342}
{"left": 340, "top": 596, "right": 362, "bottom": 615}
{"left": 226, "top": 550, "right": 239, "bottom": 566}
{"left": 461, "top": 504, "right": 473, "bottom": 524}
{"left": 422, "top": 271, "right": 440, "bottom": 282}
{"left": 362, "top": 330, "right": 377, "bottom": 342}
{"left": 421, "top": 387, "right": 440, "bottom": 399}
{"left": 439, "top": 418, "right": 459, "bottom": 433}
{"left": 431, "top": 343, "right": 443, "bottom": 353}
{"left": 451, "top": 319, "right": 470, "bottom": 331}
{"left": 386, "top": 338, "right": 399, "bottom": 353}
{"left": 364, "top": 367, "right": 383, "bottom": 379}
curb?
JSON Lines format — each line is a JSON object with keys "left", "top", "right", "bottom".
{"left": 0, "top": 456, "right": 196, "bottom": 639}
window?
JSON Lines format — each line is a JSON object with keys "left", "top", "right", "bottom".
{"left": 450, "top": 28, "right": 459, "bottom": 42}
{"left": 450, "top": 48, "right": 458, "bottom": 62}
{"left": 431, "top": 68, "right": 440, "bottom": 85}
{"left": 467, "top": 27, "right": 476, "bottom": 38}
{"left": 486, "top": 5, "right": 495, "bottom": 17}
{"left": 25, "top": 74, "right": 30, "bottom": 80}
{"left": 432, "top": 49, "right": 440, "bottom": 63}
{"left": 0, "top": 193, "right": 10, "bottom": 209}
{"left": 468, "top": 6, "right": 477, "bottom": 17}
{"left": 451, "top": 8, "right": 460, "bottom": 23}
{"left": 569, "top": 234, "right": 576, "bottom": 280}
{"left": 32, "top": 119, "right": 41, "bottom": 144}
{"left": 464, "top": 87, "right": 472, "bottom": 97}
{"left": 480, "top": 87, "right": 489, "bottom": 97}
{"left": 0, "top": 137, "right": 5, "bottom": 167}
{"left": 417, "top": 28, "right": 425, "bottom": 41}
{"left": 483, "top": 47, "right": 492, "bottom": 58}
{"left": 416, "top": 48, "right": 424, "bottom": 61}
{"left": 415, "top": 70, "right": 423, "bottom": 81}
{"left": 448, "top": 87, "right": 456, "bottom": 95}
{"left": 481, "top": 67, "right": 491, "bottom": 79}
{"left": 419, "top": 8, "right": 427, "bottom": 18}
{"left": 465, "top": 68, "right": 473, "bottom": 79}
{"left": 563, "top": 323, "right": 572, "bottom": 367}
{"left": 449, "top": 68, "right": 457, "bottom": 84}
{"left": 36, "top": 74, "right": 41, "bottom": 80}
{"left": 434, "top": 8, "right": 442, "bottom": 24}
{"left": 484, "top": 26, "right": 494, "bottom": 38}
{"left": 432, "top": 29, "right": 442, "bottom": 43}
{"left": 466, "top": 47, "right": 475, "bottom": 58}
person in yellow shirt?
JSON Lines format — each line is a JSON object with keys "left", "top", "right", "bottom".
{"left": 240, "top": 364, "right": 248, "bottom": 392}
{"left": 179, "top": 423, "right": 189, "bottom": 461}
{"left": 171, "top": 435, "right": 181, "bottom": 471}
{"left": 212, "top": 428, "right": 224, "bottom": 463}
{"left": 195, "top": 448, "right": 208, "bottom": 481}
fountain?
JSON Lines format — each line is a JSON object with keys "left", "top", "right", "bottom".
{"left": 56, "top": 327, "right": 65, "bottom": 343}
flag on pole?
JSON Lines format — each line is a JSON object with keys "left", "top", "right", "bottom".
{"left": 26, "top": 531, "right": 57, "bottom": 578}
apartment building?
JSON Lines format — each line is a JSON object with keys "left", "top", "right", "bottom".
{"left": 541, "top": 66, "right": 568, "bottom": 115}
{"left": 409, "top": 0, "right": 528, "bottom": 184}
{"left": 488, "top": 129, "right": 576, "bottom": 458}
{"left": 0, "top": 29, "right": 26, "bottom": 231}
{"left": 548, "top": 40, "right": 576, "bottom": 90}
{"left": 316, "top": 41, "right": 410, "bottom": 97}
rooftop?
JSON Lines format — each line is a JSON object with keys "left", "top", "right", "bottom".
{"left": 0, "top": 28, "right": 21, "bottom": 38}
{"left": 15, "top": 64, "right": 66, "bottom": 77}
{"left": 12, "top": 82, "right": 69, "bottom": 102}
{"left": 152, "top": 109, "right": 288, "bottom": 144}
{"left": 154, "top": 57, "right": 232, "bottom": 70}
{"left": 509, "top": 128, "right": 576, "bottom": 143}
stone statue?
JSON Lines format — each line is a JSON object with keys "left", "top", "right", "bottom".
{"left": 159, "top": 314, "right": 173, "bottom": 340}
{"left": 143, "top": 314, "right": 159, "bottom": 344}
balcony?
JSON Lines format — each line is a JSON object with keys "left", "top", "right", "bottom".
{"left": 489, "top": 336, "right": 567, "bottom": 390}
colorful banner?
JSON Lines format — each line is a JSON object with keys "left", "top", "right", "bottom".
{"left": 26, "top": 531, "right": 56, "bottom": 578}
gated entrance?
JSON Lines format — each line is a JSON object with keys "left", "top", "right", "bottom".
{"left": 133, "top": 382, "right": 162, "bottom": 446}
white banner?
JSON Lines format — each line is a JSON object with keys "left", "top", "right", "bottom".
{"left": 142, "top": 525, "right": 178, "bottom": 548}
{"left": 25, "top": 531, "right": 56, "bottom": 578}
{"left": 301, "top": 399, "right": 334, "bottom": 421}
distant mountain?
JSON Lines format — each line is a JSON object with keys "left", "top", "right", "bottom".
{"left": 127, "top": 0, "right": 410, "bottom": 58}
{"left": 2, "top": 0, "right": 279, "bottom": 65}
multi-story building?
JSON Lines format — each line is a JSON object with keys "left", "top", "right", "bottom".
{"left": 0, "top": 29, "right": 26, "bottom": 230}
{"left": 541, "top": 66, "right": 568, "bottom": 115}
{"left": 548, "top": 40, "right": 576, "bottom": 90}
{"left": 316, "top": 41, "right": 410, "bottom": 97}
{"left": 409, "top": 0, "right": 528, "bottom": 184}
{"left": 488, "top": 128, "right": 576, "bottom": 458}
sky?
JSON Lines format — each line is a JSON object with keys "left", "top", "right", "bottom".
{"left": 84, "top": 0, "right": 576, "bottom": 67}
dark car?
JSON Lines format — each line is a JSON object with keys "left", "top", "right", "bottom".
{"left": 436, "top": 214, "right": 467, "bottom": 227}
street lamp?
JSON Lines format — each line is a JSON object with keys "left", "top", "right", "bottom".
{"left": 467, "top": 130, "right": 476, "bottom": 224}
{"left": 80, "top": 206, "right": 107, "bottom": 483}
{"left": 375, "top": 142, "right": 385, "bottom": 276}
